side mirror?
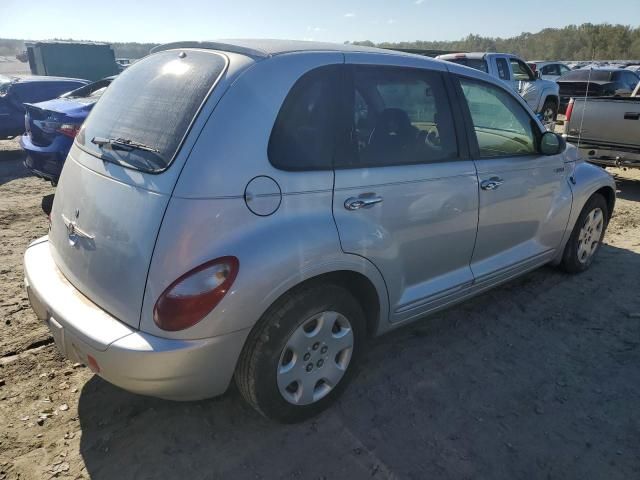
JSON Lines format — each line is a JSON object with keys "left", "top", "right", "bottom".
{"left": 535, "top": 70, "right": 542, "bottom": 79}
{"left": 540, "top": 131, "right": 566, "bottom": 155}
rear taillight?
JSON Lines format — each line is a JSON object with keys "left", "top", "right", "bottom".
{"left": 56, "top": 124, "right": 81, "bottom": 138}
{"left": 565, "top": 99, "right": 574, "bottom": 122}
{"left": 153, "top": 256, "right": 239, "bottom": 331}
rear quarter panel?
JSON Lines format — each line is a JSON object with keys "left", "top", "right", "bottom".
{"left": 141, "top": 52, "right": 390, "bottom": 340}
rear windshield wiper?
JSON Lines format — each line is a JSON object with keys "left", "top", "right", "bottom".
{"left": 91, "top": 136, "right": 160, "bottom": 153}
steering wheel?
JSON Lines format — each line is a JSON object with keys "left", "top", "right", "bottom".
{"left": 424, "top": 126, "right": 441, "bottom": 150}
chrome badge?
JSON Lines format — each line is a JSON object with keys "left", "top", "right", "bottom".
{"left": 61, "top": 210, "right": 94, "bottom": 246}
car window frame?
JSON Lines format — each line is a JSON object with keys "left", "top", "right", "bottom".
{"left": 451, "top": 73, "right": 544, "bottom": 161}
{"left": 495, "top": 57, "right": 511, "bottom": 80}
{"left": 75, "top": 50, "right": 229, "bottom": 175}
{"left": 332, "top": 64, "right": 470, "bottom": 170}
{"left": 509, "top": 58, "right": 536, "bottom": 82}
{"left": 267, "top": 64, "right": 344, "bottom": 172}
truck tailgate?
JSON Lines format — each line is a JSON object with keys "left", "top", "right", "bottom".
{"left": 567, "top": 97, "right": 640, "bottom": 149}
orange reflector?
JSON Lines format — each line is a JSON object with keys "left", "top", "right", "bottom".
{"left": 87, "top": 355, "right": 100, "bottom": 373}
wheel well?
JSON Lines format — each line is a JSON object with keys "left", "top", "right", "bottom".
{"left": 286, "top": 271, "right": 381, "bottom": 337}
{"left": 595, "top": 186, "right": 616, "bottom": 219}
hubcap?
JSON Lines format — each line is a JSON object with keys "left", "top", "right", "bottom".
{"left": 277, "top": 311, "right": 354, "bottom": 405}
{"left": 577, "top": 207, "right": 604, "bottom": 264}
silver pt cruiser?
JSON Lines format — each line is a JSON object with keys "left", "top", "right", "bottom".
{"left": 24, "top": 40, "right": 615, "bottom": 422}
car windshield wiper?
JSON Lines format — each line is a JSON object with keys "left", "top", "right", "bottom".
{"left": 91, "top": 136, "right": 160, "bottom": 153}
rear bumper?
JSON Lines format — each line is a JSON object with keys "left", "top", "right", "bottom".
{"left": 570, "top": 142, "right": 640, "bottom": 169}
{"left": 24, "top": 238, "right": 249, "bottom": 401}
{"left": 20, "top": 134, "right": 70, "bottom": 182}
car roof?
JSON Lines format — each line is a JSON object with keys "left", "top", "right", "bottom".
{"left": 151, "top": 39, "right": 418, "bottom": 60}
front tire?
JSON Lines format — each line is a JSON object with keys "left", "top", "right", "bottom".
{"left": 560, "top": 194, "right": 609, "bottom": 273}
{"left": 235, "top": 283, "right": 366, "bottom": 423}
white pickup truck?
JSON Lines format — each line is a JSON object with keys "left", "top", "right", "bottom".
{"left": 437, "top": 52, "right": 561, "bottom": 123}
{"left": 564, "top": 83, "right": 640, "bottom": 168}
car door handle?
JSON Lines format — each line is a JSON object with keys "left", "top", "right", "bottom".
{"left": 480, "top": 177, "right": 504, "bottom": 191}
{"left": 344, "top": 195, "right": 383, "bottom": 211}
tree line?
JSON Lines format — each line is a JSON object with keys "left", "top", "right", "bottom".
{"left": 353, "top": 23, "right": 640, "bottom": 60}
{"left": 1, "top": 23, "right": 639, "bottom": 61}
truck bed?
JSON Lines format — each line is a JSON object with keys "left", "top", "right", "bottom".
{"left": 565, "top": 95, "right": 640, "bottom": 168}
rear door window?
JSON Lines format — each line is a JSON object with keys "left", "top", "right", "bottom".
{"left": 340, "top": 66, "right": 458, "bottom": 168}
{"left": 77, "top": 50, "right": 227, "bottom": 173}
{"left": 447, "top": 58, "right": 488, "bottom": 73}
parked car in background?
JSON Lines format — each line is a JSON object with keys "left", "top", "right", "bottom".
{"left": 0, "top": 75, "right": 88, "bottom": 139}
{"left": 557, "top": 68, "right": 640, "bottom": 113}
{"left": 24, "top": 40, "right": 615, "bottom": 423}
{"left": 626, "top": 65, "right": 640, "bottom": 74}
{"left": 115, "top": 58, "right": 132, "bottom": 72}
{"left": 21, "top": 76, "right": 115, "bottom": 184}
{"left": 436, "top": 52, "right": 560, "bottom": 123}
{"left": 564, "top": 82, "right": 640, "bottom": 168}
{"left": 527, "top": 61, "right": 571, "bottom": 81}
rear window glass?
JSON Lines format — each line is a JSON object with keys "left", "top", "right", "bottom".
{"left": 268, "top": 65, "right": 341, "bottom": 171}
{"left": 447, "top": 58, "right": 488, "bottom": 73}
{"left": 62, "top": 78, "right": 112, "bottom": 99}
{"left": 77, "top": 50, "right": 227, "bottom": 173}
{"left": 558, "top": 70, "right": 613, "bottom": 81}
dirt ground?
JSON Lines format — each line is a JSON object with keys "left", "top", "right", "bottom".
{"left": 0, "top": 138, "right": 639, "bottom": 480}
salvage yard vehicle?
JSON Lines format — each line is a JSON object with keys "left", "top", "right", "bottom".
{"left": 24, "top": 40, "right": 615, "bottom": 423}
{"left": 436, "top": 52, "right": 561, "bottom": 123}
{"left": 0, "top": 75, "right": 88, "bottom": 139}
{"left": 21, "top": 76, "right": 116, "bottom": 184}
{"left": 527, "top": 61, "right": 571, "bottom": 81}
{"left": 564, "top": 82, "right": 640, "bottom": 168}
{"left": 557, "top": 68, "right": 640, "bottom": 113}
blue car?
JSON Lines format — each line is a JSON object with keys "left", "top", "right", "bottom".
{"left": 21, "top": 77, "right": 114, "bottom": 184}
{"left": 0, "top": 75, "right": 88, "bottom": 139}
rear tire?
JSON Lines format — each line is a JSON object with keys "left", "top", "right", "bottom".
{"left": 235, "top": 283, "right": 366, "bottom": 423}
{"left": 560, "top": 194, "right": 609, "bottom": 274}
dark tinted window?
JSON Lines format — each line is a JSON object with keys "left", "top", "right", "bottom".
{"left": 268, "top": 65, "right": 341, "bottom": 171}
{"left": 459, "top": 77, "right": 539, "bottom": 158}
{"left": 446, "top": 57, "right": 488, "bottom": 73}
{"left": 341, "top": 66, "right": 457, "bottom": 168}
{"left": 541, "top": 64, "right": 560, "bottom": 76}
{"left": 62, "top": 78, "right": 112, "bottom": 99}
{"left": 77, "top": 50, "right": 226, "bottom": 173}
{"left": 558, "top": 70, "right": 613, "bottom": 81}
{"left": 496, "top": 58, "right": 510, "bottom": 80}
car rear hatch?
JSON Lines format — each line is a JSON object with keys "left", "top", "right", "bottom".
{"left": 47, "top": 49, "right": 228, "bottom": 328}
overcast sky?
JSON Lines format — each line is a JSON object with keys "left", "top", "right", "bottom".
{"left": 1, "top": 0, "right": 639, "bottom": 44}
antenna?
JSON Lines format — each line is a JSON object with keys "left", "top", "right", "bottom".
{"left": 575, "top": 65, "right": 593, "bottom": 151}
